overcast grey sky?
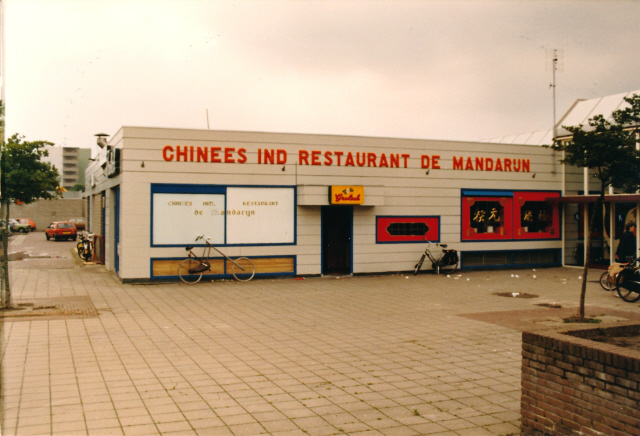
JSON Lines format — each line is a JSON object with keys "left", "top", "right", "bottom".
{"left": 4, "top": 0, "right": 640, "bottom": 151}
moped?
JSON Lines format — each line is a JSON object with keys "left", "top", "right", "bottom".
{"left": 76, "top": 231, "right": 93, "bottom": 262}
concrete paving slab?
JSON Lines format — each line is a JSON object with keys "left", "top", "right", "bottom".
{"left": 2, "top": 232, "right": 640, "bottom": 435}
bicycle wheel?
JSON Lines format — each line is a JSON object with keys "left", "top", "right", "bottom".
{"left": 615, "top": 269, "right": 640, "bottom": 302}
{"left": 609, "top": 273, "right": 620, "bottom": 297}
{"left": 439, "top": 261, "right": 458, "bottom": 275}
{"left": 414, "top": 255, "right": 426, "bottom": 275}
{"left": 599, "top": 271, "right": 612, "bottom": 291}
{"left": 82, "top": 246, "right": 93, "bottom": 262}
{"left": 232, "top": 257, "right": 255, "bottom": 281}
{"left": 178, "top": 259, "right": 204, "bottom": 284}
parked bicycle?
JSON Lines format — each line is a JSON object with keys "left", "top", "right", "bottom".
{"left": 614, "top": 257, "right": 640, "bottom": 302}
{"left": 414, "top": 241, "right": 459, "bottom": 275}
{"left": 599, "top": 262, "right": 625, "bottom": 297}
{"left": 76, "top": 231, "right": 93, "bottom": 262}
{"left": 599, "top": 270, "right": 615, "bottom": 293}
{"left": 179, "top": 235, "right": 256, "bottom": 284}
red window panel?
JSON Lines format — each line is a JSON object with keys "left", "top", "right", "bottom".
{"left": 376, "top": 216, "right": 440, "bottom": 243}
{"left": 462, "top": 196, "right": 513, "bottom": 241}
{"left": 513, "top": 191, "right": 560, "bottom": 240}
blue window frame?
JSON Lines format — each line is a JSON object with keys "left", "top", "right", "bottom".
{"left": 150, "top": 184, "right": 297, "bottom": 247}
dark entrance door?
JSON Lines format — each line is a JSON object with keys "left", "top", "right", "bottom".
{"left": 321, "top": 206, "right": 353, "bottom": 275}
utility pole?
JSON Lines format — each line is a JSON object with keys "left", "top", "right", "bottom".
{"left": 551, "top": 49, "right": 558, "bottom": 139}
{"left": 547, "top": 48, "right": 566, "bottom": 264}
{"left": 0, "top": 0, "right": 8, "bottom": 311}
{"left": 547, "top": 48, "right": 563, "bottom": 140}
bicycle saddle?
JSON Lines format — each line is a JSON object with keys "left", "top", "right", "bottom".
{"left": 440, "top": 244, "right": 448, "bottom": 248}
{"left": 185, "top": 246, "right": 193, "bottom": 251}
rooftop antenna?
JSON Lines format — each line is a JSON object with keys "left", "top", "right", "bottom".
{"left": 546, "top": 48, "right": 563, "bottom": 140}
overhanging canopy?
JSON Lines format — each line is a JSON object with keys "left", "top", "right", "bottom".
{"left": 546, "top": 194, "right": 640, "bottom": 203}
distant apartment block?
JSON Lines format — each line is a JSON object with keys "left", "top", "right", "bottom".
{"left": 43, "top": 146, "right": 92, "bottom": 189}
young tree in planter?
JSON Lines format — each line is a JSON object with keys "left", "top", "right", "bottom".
{"left": 0, "top": 134, "right": 61, "bottom": 309}
{"left": 549, "top": 94, "right": 640, "bottom": 320}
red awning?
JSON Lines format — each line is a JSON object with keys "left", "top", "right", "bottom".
{"left": 546, "top": 194, "right": 640, "bottom": 203}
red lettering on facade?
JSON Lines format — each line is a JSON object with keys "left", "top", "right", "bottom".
{"left": 211, "top": 147, "right": 222, "bottom": 163}
{"left": 324, "top": 151, "right": 333, "bottom": 166}
{"left": 390, "top": 154, "right": 399, "bottom": 168}
{"left": 237, "top": 148, "right": 247, "bottom": 164}
{"left": 176, "top": 146, "right": 188, "bottom": 162}
{"left": 299, "top": 150, "right": 309, "bottom": 165}
{"left": 379, "top": 154, "right": 388, "bottom": 167}
{"left": 345, "top": 152, "right": 355, "bottom": 167}
{"left": 277, "top": 149, "right": 287, "bottom": 164}
{"left": 335, "top": 194, "right": 361, "bottom": 202}
{"left": 264, "top": 149, "right": 275, "bottom": 164}
{"left": 224, "top": 148, "right": 235, "bottom": 163}
{"left": 401, "top": 154, "right": 410, "bottom": 168}
{"left": 513, "top": 159, "right": 521, "bottom": 172}
{"left": 486, "top": 157, "right": 494, "bottom": 171}
{"left": 197, "top": 147, "right": 208, "bottom": 162}
{"left": 432, "top": 155, "right": 440, "bottom": 169}
{"left": 161, "top": 146, "right": 532, "bottom": 173}
{"left": 162, "top": 145, "right": 174, "bottom": 161}
{"left": 465, "top": 157, "right": 474, "bottom": 170}
{"left": 311, "top": 150, "right": 321, "bottom": 166}
{"left": 367, "top": 153, "right": 377, "bottom": 167}
{"left": 421, "top": 155, "right": 430, "bottom": 168}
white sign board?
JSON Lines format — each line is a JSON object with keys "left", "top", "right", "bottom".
{"left": 226, "top": 187, "right": 295, "bottom": 244}
{"left": 152, "top": 193, "right": 225, "bottom": 245}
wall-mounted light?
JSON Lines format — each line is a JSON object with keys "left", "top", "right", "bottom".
{"left": 95, "top": 133, "right": 109, "bottom": 149}
{"left": 141, "top": 161, "right": 145, "bottom": 168}
{"left": 532, "top": 173, "right": 536, "bottom": 178}
{"left": 282, "top": 166, "right": 286, "bottom": 171}
{"left": 425, "top": 170, "right": 430, "bottom": 175}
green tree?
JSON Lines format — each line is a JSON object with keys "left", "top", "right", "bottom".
{"left": 71, "top": 183, "right": 85, "bottom": 192}
{"left": 1, "top": 134, "right": 61, "bottom": 203}
{"left": 0, "top": 134, "right": 61, "bottom": 309}
{"left": 549, "top": 94, "right": 640, "bottom": 320}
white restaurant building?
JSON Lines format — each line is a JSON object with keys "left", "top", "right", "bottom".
{"left": 83, "top": 90, "right": 640, "bottom": 282}
{"left": 84, "top": 126, "right": 582, "bottom": 282}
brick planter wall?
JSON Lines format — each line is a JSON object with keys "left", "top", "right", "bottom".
{"left": 521, "top": 325, "right": 640, "bottom": 436}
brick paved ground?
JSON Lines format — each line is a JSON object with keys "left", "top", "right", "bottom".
{"left": 2, "top": 232, "right": 639, "bottom": 436}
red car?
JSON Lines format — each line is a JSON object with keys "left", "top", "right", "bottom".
{"left": 46, "top": 221, "right": 77, "bottom": 241}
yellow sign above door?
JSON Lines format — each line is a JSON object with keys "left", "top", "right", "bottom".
{"left": 330, "top": 186, "right": 365, "bottom": 205}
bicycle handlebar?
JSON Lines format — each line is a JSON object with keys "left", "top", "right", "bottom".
{"left": 423, "top": 240, "right": 448, "bottom": 248}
